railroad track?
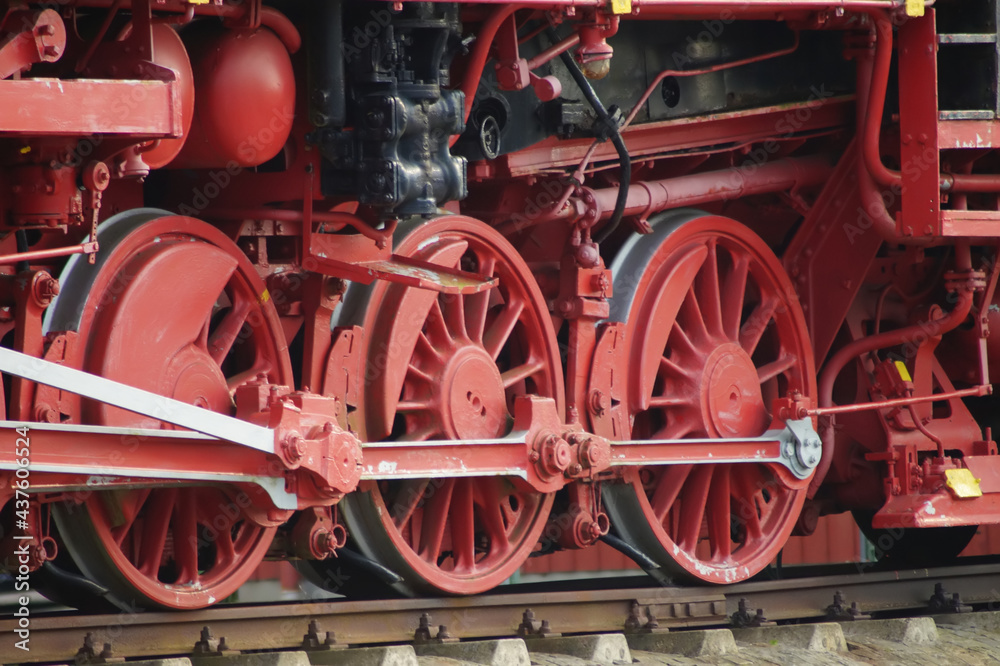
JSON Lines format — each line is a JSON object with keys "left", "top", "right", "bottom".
{"left": 5, "top": 558, "right": 1000, "bottom": 664}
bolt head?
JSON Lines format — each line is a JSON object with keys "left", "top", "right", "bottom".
{"left": 283, "top": 435, "right": 305, "bottom": 463}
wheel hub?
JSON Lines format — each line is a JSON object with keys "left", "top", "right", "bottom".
{"left": 163, "top": 344, "right": 231, "bottom": 412}
{"left": 441, "top": 347, "right": 506, "bottom": 439}
{"left": 702, "top": 343, "right": 766, "bottom": 438}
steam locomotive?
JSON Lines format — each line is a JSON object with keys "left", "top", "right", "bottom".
{"left": 0, "top": 0, "right": 995, "bottom": 611}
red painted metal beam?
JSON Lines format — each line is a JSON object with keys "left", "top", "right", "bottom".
{"left": 875, "top": 491, "right": 1000, "bottom": 528}
{"left": 0, "top": 423, "right": 289, "bottom": 497}
{"left": 0, "top": 78, "right": 182, "bottom": 136}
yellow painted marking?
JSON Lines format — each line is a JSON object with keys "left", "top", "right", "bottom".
{"left": 894, "top": 360, "right": 912, "bottom": 383}
{"left": 611, "top": 0, "right": 631, "bottom": 14}
{"left": 188, "top": 0, "right": 210, "bottom": 5}
{"left": 19, "top": 146, "right": 30, "bottom": 154}
{"left": 945, "top": 468, "right": 982, "bottom": 498}
{"left": 906, "top": 0, "right": 924, "bottom": 17}
{"left": 260, "top": 289, "right": 270, "bottom": 304}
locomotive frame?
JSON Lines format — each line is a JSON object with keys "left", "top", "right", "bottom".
{"left": 0, "top": 0, "right": 996, "bottom": 610}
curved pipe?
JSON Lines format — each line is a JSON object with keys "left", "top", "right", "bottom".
{"left": 460, "top": 4, "right": 524, "bottom": 126}
{"left": 495, "top": 155, "right": 832, "bottom": 236}
{"left": 861, "top": 13, "right": 899, "bottom": 190}
{"left": 854, "top": 25, "right": 912, "bottom": 246}
{"left": 260, "top": 6, "right": 301, "bottom": 54}
{"left": 808, "top": 262, "right": 975, "bottom": 496}
{"left": 862, "top": 12, "right": 1000, "bottom": 198}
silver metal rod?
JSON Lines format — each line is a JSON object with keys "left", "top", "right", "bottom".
{"left": 0, "top": 347, "right": 275, "bottom": 452}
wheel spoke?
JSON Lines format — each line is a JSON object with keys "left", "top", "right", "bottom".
{"left": 465, "top": 255, "right": 497, "bottom": 343}
{"left": 732, "top": 466, "right": 764, "bottom": 542}
{"left": 111, "top": 488, "right": 152, "bottom": 546}
{"left": 440, "top": 292, "right": 469, "bottom": 342}
{"left": 214, "top": 521, "right": 237, "bottom": 568}
{"left": 501, "top": 358, "right": 546, "bottom": 389}
{"left": 721, "top": 254, "right": 750, "bottom": 341}
{"left": 418, "top": 478, "right": 455, "bottom": 563}
{"left": 474, "top": 477, "right": 510, "bottom": 554}
{"left": 391, "top": 479, "right": 432, "bottom": 530}
{"left": 207, "top": 294, "right": 252, "bottom": 365}
{"left": 483, "top": 299, "right": 525, "bottom": 361}
{"left": 651, "top": 464, "right": 693, "bottom": 523}
{"left": 677, "top": 465, "right": 713, "bottom": 551}
{"left": 756, "top": 355, "right": 797, "bottom": 384}
{"left": 136, "top": 488, "right": 177, "bottom": 577}
{"left": 699, "top": 241, "right": 725, "bottom": 339}
{"left": 174, "top": 491, "right": 200, "bottom": 584}
{"left": 659, "top": 354, "right": 694, "bottom": 379}
{"left": 406, "top": 363, "right": 435, "bottom": 384}
{"left": 707, "top": 464, "right": 732, "bottom": 560}
{"left": 426, "top": 299, "right": 454, "bottom": 349}
{"left": 648, "top": 394, "right": 692, "bottom": 409}
{"left": 397, "top": 398, "right": 436, "bottom": 413}
{"left": 739, "top": 298, "right": 777, "bottom": 356}
{"left": 450, "top": 478, "right": 477, "bottom": 572}
{"left": 415, "top": 332, "right": 447, "bottom": 366}
{"left": 678, "top": 288, "right": 711, "bottom": 346}
{"left": 670, "top": 321, "right": 701, "bottom": 357}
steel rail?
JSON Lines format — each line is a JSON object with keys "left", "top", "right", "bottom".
{"left": 6, "top": 559, "right": 1000, "bottom": 663}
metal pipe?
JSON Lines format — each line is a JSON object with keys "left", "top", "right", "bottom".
{"left": 0, "top": 241, "right": 99, "bottom": 267}
{"left": 808, "top": 284, "right": 975, "bottom": 496}
{"left": 907, "top": 403, "right": 945, "bottom": 456}
{"left": 526, "top": 33, "right": 579, "bottom": 70}
{"left": 623, "top": 31, "right": 801, "bottom": 130}
{"left": 862, "top": 13, "right": 1000, "bottom": 195}
{"left": 497, "top": 155, "right": 832, "bottom": 236}
{"left": 460, "top": 4, "right": 525, "bottom": 127}
{"left": 854, "top": 37, "right": 911, "bottom": 246}
{"left": 590, "top": 154, "right": 833, "bottom": 219}
{"left": 561, "top": 32, "right": 802, "bottom": 212}
{"left": 806, "top": 384, "right": 991, "bottom": 416}
{"left": 260, "top": 6, "right": 301, "bottom": 54}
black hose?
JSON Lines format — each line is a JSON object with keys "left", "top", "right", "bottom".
{"left": 40, "top": 560, "right": 110, "bottom": 598}
{"left": 338, "top": 546, "right": 405, "bottom": 585}
{"left": 599, "top": 533, "right": 672, "bottom": 585}
{"left": 550, "top": 31, "right": 630, "bottom": 244}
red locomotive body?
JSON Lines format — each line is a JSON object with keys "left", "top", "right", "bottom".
{"left": 0, "top": 0, "right": 995, "bottom": 611}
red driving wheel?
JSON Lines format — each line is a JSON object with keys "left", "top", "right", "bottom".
{"left": 50, "top": 212, "right": 291, "bottom": 610}
{"left": 327, "top": 215, "right": 564, "bottom": 595}
{"left": 603, "top": 212, "right": 816, "bottom": 584}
